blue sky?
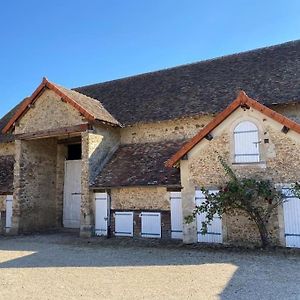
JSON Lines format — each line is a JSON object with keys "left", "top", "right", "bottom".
{"left": 0, "top": 0, "right": 299, "bottom": 117}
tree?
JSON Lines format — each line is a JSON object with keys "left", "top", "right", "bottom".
{"left": 293, "top": 182, "right": 300, "bottom": 199}
{"left": 185, "top": 156, "right": 286, "bottom": 248}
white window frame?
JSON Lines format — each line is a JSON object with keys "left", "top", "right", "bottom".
{"left": 233, "top": 121, "right": 260, "bottom": 163}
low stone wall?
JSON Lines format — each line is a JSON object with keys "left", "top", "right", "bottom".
{"left": 110, "top": 187, "right": 170, "bottom": 210}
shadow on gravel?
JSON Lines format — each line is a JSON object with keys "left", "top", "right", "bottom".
{"left": 0, "top": 233, "right": 299, "bottom": 299}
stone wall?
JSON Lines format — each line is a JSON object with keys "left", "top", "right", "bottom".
{"left": 81, "top": 124, "right": 120, "bottom": 237}
{"left": 119, "top": 103, "right": 300, "bottom": 145}
{"left": 181, "top": 106, "right": 300, "bottom": 246}
{"left": 0, "top": 195, "right": 6, "bottom": 234}
{"left": 110, "top": 187, "right": 170, "bottom": 210}
{"left": 109, "top": 187, "right": 171, "bottom": 239}
{"left": 0, "top": 195, "right": 6, "bottom": 211}
{"left": 120, "top": 115, "right": 213, "bottom": 144}
{"left": 271, "top": 103, "right": 300, "bottom": 124}
{"left": 55, "top": 144, "right": 68, "bottom": 227}
{"left": 11, "top": 138, "right": 58, "bottom": 233}
{"left": 0, "top": 142, "right": 15, "bottom": 156}
{"left": 15, "top": 89, "right": 87, "bottom": 134}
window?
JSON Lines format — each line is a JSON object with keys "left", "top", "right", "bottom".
{"left": 233, "top": 121, "right": 260, "bottom": 163}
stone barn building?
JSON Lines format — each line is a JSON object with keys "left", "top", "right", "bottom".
{"left": 0, "top": 40, "right": 300, "bottom": 247}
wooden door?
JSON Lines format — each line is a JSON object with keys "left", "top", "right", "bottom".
{"left": 63, "top": 160, "right": 82, "bottom": 228}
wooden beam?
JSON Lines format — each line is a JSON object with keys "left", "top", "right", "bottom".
{"left": 15, "top": 124, "right": 90, "bottom": 140}
{"left": 57, "top": 136, "right": 82, "bottom": 144}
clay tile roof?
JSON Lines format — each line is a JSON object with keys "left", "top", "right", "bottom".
{"left": 1, "top": 39, "right": 300, "bottom": 140}
{"left": 0, "top": 99, "right": 28, "bottom": 142}
{"left": 92, "top": 141, "right": 185, "bottom": 188}
{"left": 0, "top": 155, "right": 14, "bottom": 195}
{"left": 52, "top": 82, "right": 120, "bottom": 126}
{"left": 166, "top": 91, "right": 300, "bottom": 167}
{"left": 74, "top": 40, "right": 300, "bottom": 125}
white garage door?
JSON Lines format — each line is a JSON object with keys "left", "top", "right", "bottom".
{"left": 170, "top": 192, "right": 183, "bottom": 239}
{"left": 141, "top": 212, "right": 161, "bottom": 238}
{"left": 114, "top": 211, "right": 134, "bottom": 237}
{"left": 195, "top": 190, "right": 222, "bottom": 243}
{"left": 282, "top": 188, "right": 300, "bottom": 248}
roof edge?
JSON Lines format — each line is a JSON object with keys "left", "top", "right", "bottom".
{"left": 165, "top": 91, "right": 300, "bottom": 167}
{"left": 74, "top": 39, "right": 300, "bottom": 91}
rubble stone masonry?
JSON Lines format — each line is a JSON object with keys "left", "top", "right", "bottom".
{"left": 81, "top": 125, "right": 120, "bottom": 237}
{"left": 181, "top": 107, "right": 300, "bottom": 246}
{"left": 15, "top": 89, "right": 87, "bottom": 134}
{"left": 11, "top": 138, "right": 57, "bottom": 233}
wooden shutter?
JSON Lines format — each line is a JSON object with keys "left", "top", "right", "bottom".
{"left": 170, "top": 192, "right": 183, "bottom": 239}
{"left": 234, "top": 121, "right": 260, "bottom": 163}
{"left": 282, "top": 188, "right": 300, "bottom": 248}
{"left": 114, "top": 211, "right": 134, "bottom": 237}
{"left": 5, "top": 195, "right": 13, "bottom": 229}
{"left": 141, "top": 212, "right": 161, "bottom": 238}
{"left": 195, "top": 190, "right": 222, "bottom": 243}
{"left": 95, "top": 192, "right": 109, "bottom": 236}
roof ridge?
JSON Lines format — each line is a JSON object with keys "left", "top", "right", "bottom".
{"left": 74, "top": 39, "right": 300, "bottom": 90}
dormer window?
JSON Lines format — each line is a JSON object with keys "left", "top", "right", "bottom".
{"left": 234, "top": 121, "right": 260, "bottom": 163}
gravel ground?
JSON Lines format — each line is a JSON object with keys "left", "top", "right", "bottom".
{"left": 0, "top": 233, "right": 299, "bottom": 300}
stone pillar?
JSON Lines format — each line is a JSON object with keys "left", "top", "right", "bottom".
{"left": 7, "top": 138, "right": 58, "bottom": 235}
{"left": 180, "top": 160, "right": 197, "bottom": 243}
{"left": 80, "top": 131, "right": 94, "bottom": 237}
{"left": 56, "top": 144, "right": 67, "bottom": 228}
{"left": 7, "top": 140, "right": 22, "bottom": 235}
{"left": 80, "top": 126, "right": 120, "bottom": 237}
{"left": 277, "top": 204, "right": 286, "bottom": 246}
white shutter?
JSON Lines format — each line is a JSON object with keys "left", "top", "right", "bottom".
{"left": 114, "top": 211, "right": 134, "bottom": 237}
{"left": 234, "top": 121, "right": 260, "bottom": 163}
{"left": 141, "top": 212, "right": 161, "bottom": 238}
{"left": 5, "top": 195, "right": 13, "bottom": 229}
{"left": 95, "top": 192, "right": 109, "bottom": 236}
{"left": 195, "top": 190, "right": 222, "bottom": 243}
{"left": 170, "top": 192, "right": 183, "bottom": 239}
{"left": 282, "top": 188, "right": 300, "bottom": 248}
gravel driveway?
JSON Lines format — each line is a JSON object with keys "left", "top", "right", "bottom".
{"left": 0, "top": 233, "right": 299, "bottom": 300}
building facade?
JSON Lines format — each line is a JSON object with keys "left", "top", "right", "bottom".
{"left": 0, "top": 40, "right": 299, "bottom": 247}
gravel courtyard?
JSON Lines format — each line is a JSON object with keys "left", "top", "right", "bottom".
{"left": 0, "top": 233, "right": 299, "bottom": 300}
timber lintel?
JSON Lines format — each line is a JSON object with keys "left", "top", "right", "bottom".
{"left": 14, "top": 123, "right": 91, "bottom": 140}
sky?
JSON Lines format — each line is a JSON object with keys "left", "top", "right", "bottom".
{"left": 0, "top": 0, "right": 299, "bottom": 117}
